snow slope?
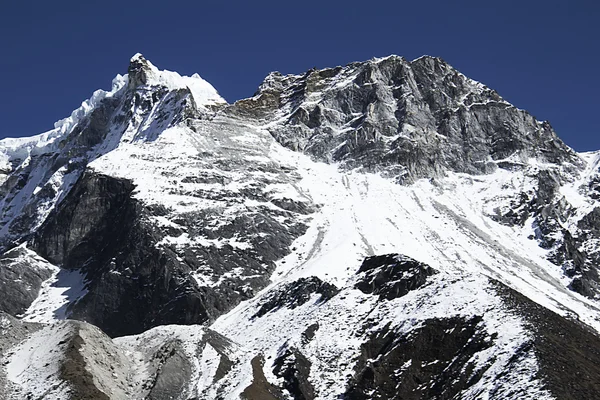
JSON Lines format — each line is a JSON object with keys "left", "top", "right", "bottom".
{"left": 256, "top": 143, "right": 600, "bottom": 331}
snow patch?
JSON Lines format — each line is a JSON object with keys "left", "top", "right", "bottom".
{"left": 22, "top": 268, "right": 88, "bottom": 323}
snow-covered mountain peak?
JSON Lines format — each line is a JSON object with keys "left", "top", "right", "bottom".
{"left": 130, "top": 52, "right": 145, "bottom": 63}
{"left": 127, "top": 52, "right": 225, "bottom": 109}
{"left": 3, "top": 54, "right": 600, "bottom": 399}
{"left": 244, "top": 54, "right": 583, "bottom": 184}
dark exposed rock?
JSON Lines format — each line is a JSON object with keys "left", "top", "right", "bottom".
{"left": 203, "top": 329, "right": 236, "bottom": 383}
{"left": 344, "top": 316, "right": 495, "bottom": 400}
{"left": 59, "top": 321, "right": 132, "bottom": 400}
{"left": 272, "top": 346, "right": 315, "bottom": 400}
{"left": 489, "top": 191, "right": 534, "bottom": 227}
{"left": 253, "top": 277, "right": 339, "bottom": 319}
{"left": 241, "top": 355, "right": 285, "bottom": 400}
{"left": 301, "top": 323, "right": 319, "bottom": 344}
{"left": 269, "top": 197, "right": 314, "bottom": 215}
{"left": 29, "top": 164, "right": 310, "bottom": 337}
{"left": 0, "top": 246, "right": 54, "bottom": 316}
{"left": 493, "top": 281, "right": 600, "bottom": 399}
{"left": 148, "top": 340, "right": 193, "bottom": 400}
{"left": 587, "top": 175, "right": 600, "bottom": 200}
{"left": 578, "top": 207, "right": 600, "bottom": 235}
{"left": 536, "top": 169, "right": 561, "bottom": 206}
{"left": 30, "top": 172, "right": 210, "bottom": 336}
{"left": 128, "top": 54, "right": 153, "bottom": 89}
{"left": 32, "top": 172, "right": 137, "bottom": 269}
{"left": 355, "top": 253, "right": 437, "bottom": 300}
{"left": 541, "top": 205, "right": 600, "bottom": 299}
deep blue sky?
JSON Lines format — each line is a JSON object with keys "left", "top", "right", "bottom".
{"left": 1, "top": 1, "right": 598, "bottom": 150}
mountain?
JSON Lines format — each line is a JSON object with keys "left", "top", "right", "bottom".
{"left": 1, "top": 53, "right": 600, "bottom": 399}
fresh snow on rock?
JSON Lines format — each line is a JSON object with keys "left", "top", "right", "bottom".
{"left": 5, "top": 323, "right": 74, "bottom": 400}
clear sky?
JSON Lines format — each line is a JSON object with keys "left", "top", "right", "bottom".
{"left": 1, "top": 0, "right": 598, "bottom": 150}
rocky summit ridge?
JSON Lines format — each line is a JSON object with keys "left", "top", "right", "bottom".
{"left": 1, "top": 54, "right": 600, "bottom": 399}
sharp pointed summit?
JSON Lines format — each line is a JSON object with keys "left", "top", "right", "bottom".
{"left": 127, "top": 52, "right": 156, "bottom": 88}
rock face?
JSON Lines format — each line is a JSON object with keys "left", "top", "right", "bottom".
{"left": 345, "top": 316, "right": 495, "bottom": 400}
{"left": 0, "top": 56, "right": 312, "bottom": 337}
{"left": 253, "top": 276, "right": 339, "bottom": 319}
{"left": 272, "top": 345, "right": 315, "bottom": 400}
{"left": 0, "top": 246, "right": 54, "bottom": 316}
{"left": 355, "top": 253, "right": 436, "bottom": 299}
{"left": 2, "top": 54, "right": 600, "bottom": 399}
{"left": 241, "top": 55, "right": 581, "bottom": 182}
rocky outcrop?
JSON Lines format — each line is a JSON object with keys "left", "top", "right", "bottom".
{"left": 29, "top": 171, "right": 272, "bottom": 337}
{"left": 128, "top": 53, "right": 154, "bottom": 89}
{"left": 242, "top": 355, "right": 285, "bottom": 400}
{"left": 272, "top": 345, "right": 315, "bottom": 400}
{"left": 59, "top": 321, "right": 132, "bottom": 400}
{"left": 345, "top": 316, "right": 495, "bottom": 400}
{"left": 0, "top": 246, "right": 54, "bottom": 316}
{"left": 355, "top": 253, "right": 437, "bottom": 300}
{"left": 145, "top": 340, "right": 193, "bottom": 400}
{"left": 253, "top": 277, "right": 339, "bottom": 319}
{"left": 32, "top": 172, "right": 137, "bottom": 269}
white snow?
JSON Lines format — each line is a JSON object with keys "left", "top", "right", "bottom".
{"left": 2, "top": 57, "right": 599, "bottom": 398}
{"left": 5, "top": 323, "right": 74, "bottom": 400}
{"left": 22, "top": 268, "right": 88, "bottom": 323}
{"left": 0, "top": 74, "right": 127, "bottom": 169}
